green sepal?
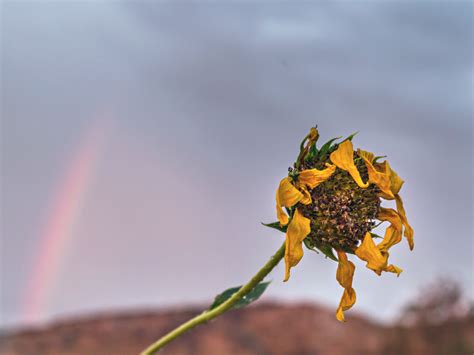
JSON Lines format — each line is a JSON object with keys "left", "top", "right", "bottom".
{"left": 342, "top": 131, "right": 359, "bottom": 142}
{"left": 370, "top": 232, "right": 383, "bottom": 239}
{"left": 316, "top": 244, "right": 338, "bottom": 262}
{"left": 303, "top": 238, "right": 319, "bottom": 253}
{"left": 303, "top": 238, "right": 338, "bottom": 261}
{"left": 261, "top": 221, "right": 287, "bottom": 233}
{"left": 317, "top": 136, "right": 341, "bottom": 158}
{"left": 305, "top": 144, "right": 318, "bottom": 162}
{"left": 209, "top": 281, "right": 271, "bottom": 310}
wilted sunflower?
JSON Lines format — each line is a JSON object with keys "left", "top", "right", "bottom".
{"left": 274, "top": 127, "right": 414, "bottom": 321}
{"left": 141, "top": 126, "right": 415, "bottom": 354}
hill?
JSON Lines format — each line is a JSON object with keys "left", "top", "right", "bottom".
{"left": 1, "top": 301, "right": 473, "bottom": 355}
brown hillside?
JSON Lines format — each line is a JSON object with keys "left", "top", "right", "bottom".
{"left": 1, "top": 302, "right": 472, "bottom": 355}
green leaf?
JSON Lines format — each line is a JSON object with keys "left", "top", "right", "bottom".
{"left": 305, "top": 144, "right": 318, "bottom": 162}
{"left": 209, "top": 281, "right": 271, "bottom": 310}
{"left": 303, "top": 238, "right": 319, "bottom": 253}
{"left": 261, "top": 221, "right": 287, "bottom": 233}
{"left": 316, "top": 244, "right": 338, "bottom": 262}
{"left": 317, "top": 136, "right": 341, "bottom": 158}
{"left": 304, "top": 237, "right": 338, "bottom": 261}
{"left": 342, "top": 131, "right": 359, "bottom": 142}
{"left": 371, "top": 232, "right": 383, "bottom": 239}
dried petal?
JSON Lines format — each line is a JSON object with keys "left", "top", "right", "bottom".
{"left": 335, "top": 251, "right": 356, "bottom": 322}
{"left": 355, "top": 232, "right": 387, "bottom": 275}
{"left": 395, "top": 195, "right": 414, "bottom": 250}
{"left": 276, "top": 177, "right": 303, "bottom": 225}
{"left": 330, "top": 140, "right": 369, "bottom": 188}
{"left": 284, "top": 209, "right": 311, "bottom": 281}
{"left": 298, "top": 165, "right": 336, "bottom": 189}
{"left": 362, "top": 157, "right": 394, "bottom": 199}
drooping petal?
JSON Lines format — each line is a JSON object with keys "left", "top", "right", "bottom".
{"left": 395, "top": 195, "right": 414, "bottom": 250}
{"left": 276, "top": 177, "right": 303, "bottom": 225}
{"left": 384, "top": 263, "right": 403, "bottom": 276}
{"left": 299, "top": 186, "right": 312, "bottom": 205}
{"left": 357, "top": 149, "right": 375, "bottom": 163}
{"left": 386, "top": 162, "right": 404, "bottom": 196}
{"left": 380, "top": 249, "right": 403, "bottom": 276}
{"left": 278, "top": 177, "right": 304, "bottom": 206}
{"left": 377, "top": 225, "right": 401, "bottom": 254}
{"left": 378, "top": 208, "right": 403, "bottom": 234}
{"left": 361, "top": 157, "right": 394, "bottom": 199}
{"left": 375, "top": 161, "right": 404, "bottom": 198}
{"left": 308, "top": 126, "right": 318, "bottom": 141}
{"left": 284, "top": 208, "right": 311, "bottom": 282}
{"left": 330, "top": 140, "right": 369, "bottom": 188}
{"left": 298, "top": 165, "right": 336, "bottom": 189}
{"left": 377, "top": 208, "right": 403, "bottom": 253}
{"left": 335, "top": 250, "right": 356, "bottom": 322}
{"left": 297, "top": 127, "right": 319, "bottom": 164}
{"left": 356, "top": 233, "right": 403, "bottom": 276}
{"left": 306, "top": 127, "right": 319, "bottom": 149}
{"left": 376, "top": 164, "right": 413, "bottom": 250}
{"left": 355, "top": 232, "right": 387, "bottom": 275}
{"left": 275, "top": 189, "right": 289, "bottom": 226}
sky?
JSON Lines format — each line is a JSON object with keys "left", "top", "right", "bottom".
{"left": 1, "top": 1, "right": 473, "bottom": 327}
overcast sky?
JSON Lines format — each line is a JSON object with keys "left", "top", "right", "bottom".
{"left": 1, "top": 1, "right": 472, "bottom": 327}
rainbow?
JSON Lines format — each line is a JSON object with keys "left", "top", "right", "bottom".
{"left": 23, "top": 119, "right": 109, "bottom": 323}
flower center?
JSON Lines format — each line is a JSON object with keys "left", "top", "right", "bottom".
{"left": 298, "top": 150, "right": 381, "bottom": 251}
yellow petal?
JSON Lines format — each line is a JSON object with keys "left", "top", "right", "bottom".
{"left": 384, "top": 264, "right": 403, "bottom": 276}
{"left": 284, "top": 209, "right": 311, "bottom": 282}
{"left": 356, "top": 233, "right": 403, "bottom": 277}
{"left": 275, "top": 189, "right": 289, "bottom": 226}
{"left": 378, "top": 207, "right": 403, "bottom": 233}
{"left": 376, "top": 164, "right": 413, "bottom": 250}
{"left": 355, "top": 232, "right": 387, "bottom": 275}
{"left": 276, "top": 177, "right": 303, "bottom": 225}
{"left": 299, "top": 186, "right": 312, "bottom": 205}
{"left": 309, "top": 127, "right": 318, "bottom": 140}
{"left": 395, "top": 195, "right": 414, "bottom": 250}
{"left": 306, "top": 127, "right": 319, "bottom": 148}
{"left": 380, "top": 249, "right": 403, "bottom": 276}
{"left": 330, "top": 140, "right": 369, "bottom": 188}
{"left": 362, "top": 157, "right": 394, "bottom": 199}
{"left": 335, "top": 251, "right": 356, "bottom": 322}
{"left": 377, "top": 225, "right": 401, "bottom": 254}
{"left": 297, "top": 127, "right": 319, "bottom": 164}
{"left": 386, "top": 162, "right": 404, "bottom": 196}
{"left": 298, "top": 165, "right": 336, "bottom": 189}
{"left": 375, "top": 161, "right": 404, "bottom": 198}
{"left": 278, "top": 177, "right": 303, "bottom": 207}
{"left": 377, "top": 208, "right": 403, "bottom": 253}
{"left": 357, "top": 149, "right": 375, "bottom": 163}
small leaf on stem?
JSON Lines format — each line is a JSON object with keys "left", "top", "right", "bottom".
{"left": 209, "top": 281, "right": 271, "bottom": 310}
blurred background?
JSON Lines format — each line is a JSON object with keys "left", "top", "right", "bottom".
{"left": 1, "top": 0, "right": 473, "bottom": 354}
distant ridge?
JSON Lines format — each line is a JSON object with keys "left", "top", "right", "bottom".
{"left": 1, "top": 302, "right": 472, "bottom": 355}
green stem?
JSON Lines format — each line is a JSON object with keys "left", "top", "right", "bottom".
{"left": 140, "top": 242, "right": 286, "bottom": 355}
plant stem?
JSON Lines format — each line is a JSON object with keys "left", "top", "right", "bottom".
{"left": 140, "top": 241, "right": 286, "bottom": 355}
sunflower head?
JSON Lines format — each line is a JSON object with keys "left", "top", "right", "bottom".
{"left": 297, "top": 150, "right": 381, "bottom": 252}
{"left": 269, "top": 126, "right": 414, "bottom": 321}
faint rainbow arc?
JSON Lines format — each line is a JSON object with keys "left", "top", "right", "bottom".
{"left": 23, "top": 120, "right": 108, "bottom": 322}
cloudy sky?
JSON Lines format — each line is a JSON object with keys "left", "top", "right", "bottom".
{"left": 1, "top": 1, "right": 472, "bottom": 327}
